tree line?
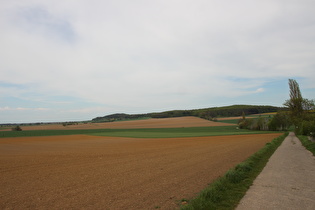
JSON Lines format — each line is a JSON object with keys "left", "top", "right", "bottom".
{"left": 239, "top": 79, "right": 315, "bottom": 136}
{"left": 92, "top": 105, "right": 282, "bottom": 122}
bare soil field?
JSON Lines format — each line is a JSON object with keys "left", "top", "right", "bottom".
{"left": 12, "top": 116, "right": 234, "bottom": 131}
{"left": 0, "top": 133, "right": 281, "bottom": 209}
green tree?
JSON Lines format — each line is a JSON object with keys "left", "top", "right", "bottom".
{"left": 11, "top": 125, "right": 22, "bottom": 131}
{"left": 302, "top": 98, "right": 315, "bottom": 111}
{"left": 283, "top": 79, "right": 315, "bottom": 134}
{"left": 242, "top": 111, "right": 246, "bottom": 120}
{"left": 283, "top": 79, "right": 303, "bottom": 122}
{"left": 268, "top": 111, "right": 291, "bottom": 131}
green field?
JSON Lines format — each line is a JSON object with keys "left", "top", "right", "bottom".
{"left": 217, "top": 114, "right": 275, "bottom": 125}
{"left": 217, "top": 119, "right": 240, "bottom": 124}
{"left": 0, "top": 126, "right": 280, "bottom": 138}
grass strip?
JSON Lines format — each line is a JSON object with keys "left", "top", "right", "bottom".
{"left": 91, "top": 126, "right": 276, "bottom": 138}
{"left": 1, "top": 126, "right": 278, "bottom": 138}
{"left": 217, "top": 119, "right": 239, "bottom": 124}
{"left": 180, "top": 132, "right": 287, "bottom": 210}
{"left": 297, "top": 135, "right": 315, "bottom": 156}
{"left": 0, "top": 129, "right": 101, "bottom": 138}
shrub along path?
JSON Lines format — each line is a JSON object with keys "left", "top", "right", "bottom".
{"left": 237, "top": 132, "right": 315, "bottom": 210}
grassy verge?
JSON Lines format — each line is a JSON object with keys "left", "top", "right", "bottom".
{"left": 297, "top": 135, "right": 315, "bottom": 156}
{"left": 181, "top": 132, "right": 287, "bottom": 210}
{"left": 1, "top": 126, "right": 279, "bottom": 138}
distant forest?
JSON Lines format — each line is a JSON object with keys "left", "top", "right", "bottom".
{"left": 92, "top": 105, "right": 285, "bottom": 122}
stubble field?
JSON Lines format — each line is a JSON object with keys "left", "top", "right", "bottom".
{"left": 0, "top": 132, "right": 281, "bottom": 209}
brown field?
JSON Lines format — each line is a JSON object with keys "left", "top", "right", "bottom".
{"left": 11, "top": 116, "right": 235, "bottom": 131}
{"left": 0, "top": 133, "right": 281, "bottom": 209}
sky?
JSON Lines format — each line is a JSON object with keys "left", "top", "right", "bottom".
{"left": 1, "top": 0, "right": 315, "bottom": 123}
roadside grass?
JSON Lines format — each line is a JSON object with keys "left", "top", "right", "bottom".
{"left": 297, "top": 135, "right": 315, "bottom": 156}
{"left": 0, "top": 126, "right": 280, "bottom": 138}
{"left": 180, "top": 132, "right": 287, "bottom": 210}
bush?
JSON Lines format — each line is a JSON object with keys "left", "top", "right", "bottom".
{"left": 238, "top": 118, "right": 253, "bottom": 129}
{"left": 238, "top": 117, "right": 269, "bottom": 131}
{"left": 298, "top": 120, "right": 315, "bottom": 137}
{"left": 268, "top": 111, "right": 291, "bottom": 131}
{"left": 11, "top": 126, "right": 22, "bottom": 131}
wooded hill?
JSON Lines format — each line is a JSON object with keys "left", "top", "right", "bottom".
{"left": 92, "top": 105, "right": 285, "bottom": 122}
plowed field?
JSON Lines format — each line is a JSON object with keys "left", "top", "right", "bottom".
{"left": 0, "top": 133, "right": 281, "bottom": 209}
{"left": 15, "top": 116, "right": 234, "bottom": 131}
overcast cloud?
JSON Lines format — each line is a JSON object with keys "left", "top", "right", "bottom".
{"left": 1, "top": 0, "right": 315, "bottom": 123}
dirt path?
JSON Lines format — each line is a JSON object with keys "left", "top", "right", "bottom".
{"left": 0, "top": 133, "right": 280, "bottom": 209}
{"left": 237, "top": 132, "right": 315, "bottom": 210}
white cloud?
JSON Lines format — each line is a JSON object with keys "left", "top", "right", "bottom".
{"left": 0, "top": 106, "right": 11, "bottom": 111}
{"left": 1, "top": 0, "right": 315, "bottom": 122}
{"left": 255, "top": 88, "right": 265, "bottom": 93}
{"left": 0, "top": 107, "right": 50, "bottom": 111}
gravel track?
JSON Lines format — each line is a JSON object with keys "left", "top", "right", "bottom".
{"left": 237, "top": 132, "right": 315, "bottom": 210}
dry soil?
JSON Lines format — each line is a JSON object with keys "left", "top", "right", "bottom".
{"left": 7, "top": 117, "right": 234, "bottom": 131}
{"left": 0, "top": 133, "right": 281, "bottom": 209}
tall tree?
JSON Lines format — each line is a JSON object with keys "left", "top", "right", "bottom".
{"left": 284, "top": 79, "right": 315, "bottom": 127}
{"left": 284, "top": 79, "right": 304, "bottom": 122}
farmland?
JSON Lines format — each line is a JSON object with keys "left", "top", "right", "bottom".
{"left": 0, "top": 117, "right": 278, "bottom": 138}
{"left": 1, "top": 116, "right": 234, "bottom": 131}
{"left": 1, "top": 126, "right": 278, "bottom": 138}
{"left": 0, "top": 116, "right": 282, "bottom": 209}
